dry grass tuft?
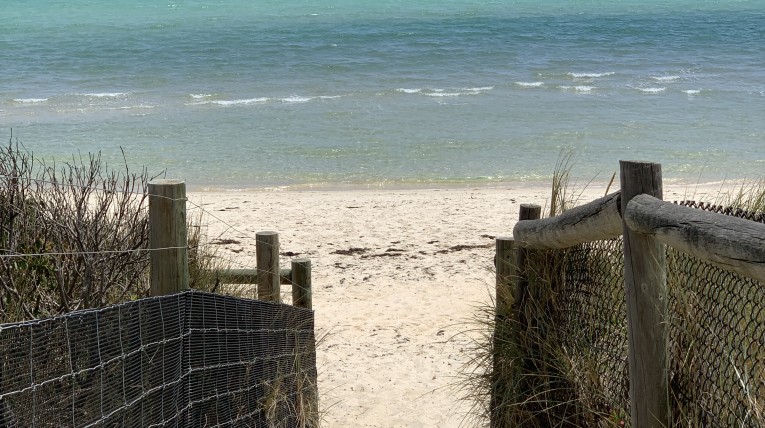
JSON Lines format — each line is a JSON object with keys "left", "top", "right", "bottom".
{"left": 459, "top": 156, "right": 627, "bottom": 426}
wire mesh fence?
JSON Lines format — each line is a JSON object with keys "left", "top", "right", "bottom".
{"left": 557, "top": 238, "right": 630, "bottom": 422}
{"left": 0, "top": 290, "right": 317, "bottom": 427}
{"left": 508, "top": 201, "right": 765, "bottom": 426}
{"left": 668, "top": 201, "right": 765, "bottom": 426}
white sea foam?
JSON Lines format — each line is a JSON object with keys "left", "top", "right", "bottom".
{"left": 189, "top": 94, "right": 340, "bottom": 106}
{"left": 282, "top": 95, "right": 313, "bottom": 103}
{"left": 281, "top": 95, "right": 341, "bottom": 103}
{"left": 462, "top": 86, "right": 494, "bottom": 92}
{"left": 200, "top": 98, "right": 270, "bottom": 106}
{"left": 13, "top": 98, "right": 48, "bottom": 103}
{"left": 425, "top": 92, "right": 461, "bottom": 97}
{"left": 652, "top": 75, "right": 680, "bottom": 82}
{"left": 515, "top": 81, "right": 544, "bottom": 88}
{"left": 396, "top": 88, "right": 422, "bottom": 94}
{"left": 81, "top": 92, "right": 130, "bottom": 98}
{"left": 638, "top": 87, "right": 666, "bottom": 94}
{"left": 422, "top": 87, "right": 492, "bottom": 97}
{"left": 106, "top": 104, "right": 157, "bottom": 110}
{"left": 567, "top": 72, "right": 615, "bottom": 79}
{"left": 682, "top": 89, "right": 702, "bottom": 95}
{"left": 559, "top": 86, "right": 595, "bottom": 92}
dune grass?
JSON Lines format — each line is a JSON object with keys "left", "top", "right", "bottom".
{"left": 461, "top": 159, "right": 765, "bottom": 427}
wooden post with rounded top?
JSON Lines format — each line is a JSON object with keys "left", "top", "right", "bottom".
{"left": 256, "top": 231, "right": 280, "bottom": 302}
{"left": 620, "top": 160, "right": 669, "bottom": 428}
{"left": 291, "top": 258, "right": 312, "bottom": 309}
{"left": 149, "top": 179, "right": 189, "bottom": 296}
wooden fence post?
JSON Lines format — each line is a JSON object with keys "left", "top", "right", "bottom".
{"left": 149, "top": 179, "right": 189, "bottom": 296}
{"left": 495, "top": 237, "right": 516, "bottom": 317}
{"left": 492, "top": 236, "right": 515, "bottom": 427}
{"left": 489, "top": 204, "right": 542, "bottom": 428}
{"left": 291, "top": 258, "right": 312, "bottom": 309}
{"left": 620, "top": 161, "right": 669, "bottom": 428}
{"left": 256, "top": 231, "right": 280, "bottom": 302}
{"left": 514, "top": 204, "right": 542, "bottom": 315}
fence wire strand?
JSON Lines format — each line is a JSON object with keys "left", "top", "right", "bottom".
{"left": 0, "top": 170, "right": 296, "bottom": 321}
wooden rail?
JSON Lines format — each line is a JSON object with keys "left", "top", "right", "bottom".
{"left": 625, "top": 193, "right": 765, "bottom": 284}
{"left": 512, "top": 169, "right": 765, "bottom": 287}
{"left": 504, "top": 160, "right": 765, "bottom": 427}
{"left": 148, "top": 180, "right": 312, "bottom": 309}
{"left": 513, "top": 191, "right": 622, "bottom": 249}
{"left": 213, "top": 268, "right": 294, "bottom": 285}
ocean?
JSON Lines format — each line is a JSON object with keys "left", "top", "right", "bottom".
{"left": 1, "top": 0, "right": 763, "bottom": 189}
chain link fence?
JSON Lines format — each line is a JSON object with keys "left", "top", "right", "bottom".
{"left": 557, "top": 238, "right": 630, "bottom": 422}
{"left": 0, "top": 290, "right": 316, "bottom": 427}
{"left": 668, "top": 201, "right": 765, "bottom": 426}
{"left": 510, "top": 201, "right": 764, "bottom": 426}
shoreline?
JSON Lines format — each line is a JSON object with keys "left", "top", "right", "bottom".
{"left": 185, "top": 175, "right": 746, "bottom": 194}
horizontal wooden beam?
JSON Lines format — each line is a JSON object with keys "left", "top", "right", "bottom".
{"left": 625, "top": 194, "right": 765, "bottom": 283}
{"left": 512, "top": 192, "right": 622, "bottom": 250}
{"left": 211, "top": 268, "right": 293, "bottom": 285}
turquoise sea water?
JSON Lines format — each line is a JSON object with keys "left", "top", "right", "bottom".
{"left": 1, "top": 1, "right": 764, "bottom": 188}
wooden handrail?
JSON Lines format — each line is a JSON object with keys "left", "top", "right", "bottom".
{"left": 625, "top": 193, "right": 765, "bottom": 284}
{"left": 505, "top": 160, "right": 765, "bottom": 427}
{"left": 513, "top": 190, "right": 765, "bottom": 283}
{"left": 212, "top": 268, "right": 294, "bottom": 285}
{"left": 512, "top": 191, "right": 622, "bottom": 249}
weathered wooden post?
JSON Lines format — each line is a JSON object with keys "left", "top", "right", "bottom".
{"left": 620, "top": 160, "right": 669, "bottom": 428}
{"left": 149, "top": 179, "right": 189, "bottom": 296}
{"left": 291, "top": 258, "right": 312, "bottom": 309}
{"left": 492, "top": 236, "right": 515, "bottom": 427}
{"left": 495, "top": 237, "right": 516, "bottom": 317}
{"left": 490, "top": 204, "right": 544, "bottom": 425}
{"left": 256, "top": 231, "right": 280, "bottom": 302}
{"left": 514, "top": 204, "right": 542, "bottom": 315}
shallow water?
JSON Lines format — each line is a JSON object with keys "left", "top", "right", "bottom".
{"left": 2, "top": 0, "right": 763, "bottom": 187}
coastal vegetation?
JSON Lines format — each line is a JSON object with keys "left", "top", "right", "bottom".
{"left": 0, "top": 137, "right": 228, "bottom": 324}
{"left": 461, "top": 161, "right": 765, "bottom": 427}
{"left": 0, "top": 138, "right": 320, "bottom": 427}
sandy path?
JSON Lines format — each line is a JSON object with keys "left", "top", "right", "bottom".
{"left": 188, "top": 182, "right": 711, "bottom": 427}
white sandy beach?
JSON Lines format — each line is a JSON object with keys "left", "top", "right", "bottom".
{"left": 188, "top": 182, "right": 724, "bottom": 427}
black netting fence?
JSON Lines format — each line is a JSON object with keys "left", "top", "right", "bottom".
{"left": 504, "top": 201, "right": 765, "bottom": 427}
{"left": 0, "top": 290, "right": 317, "bottom": 428}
